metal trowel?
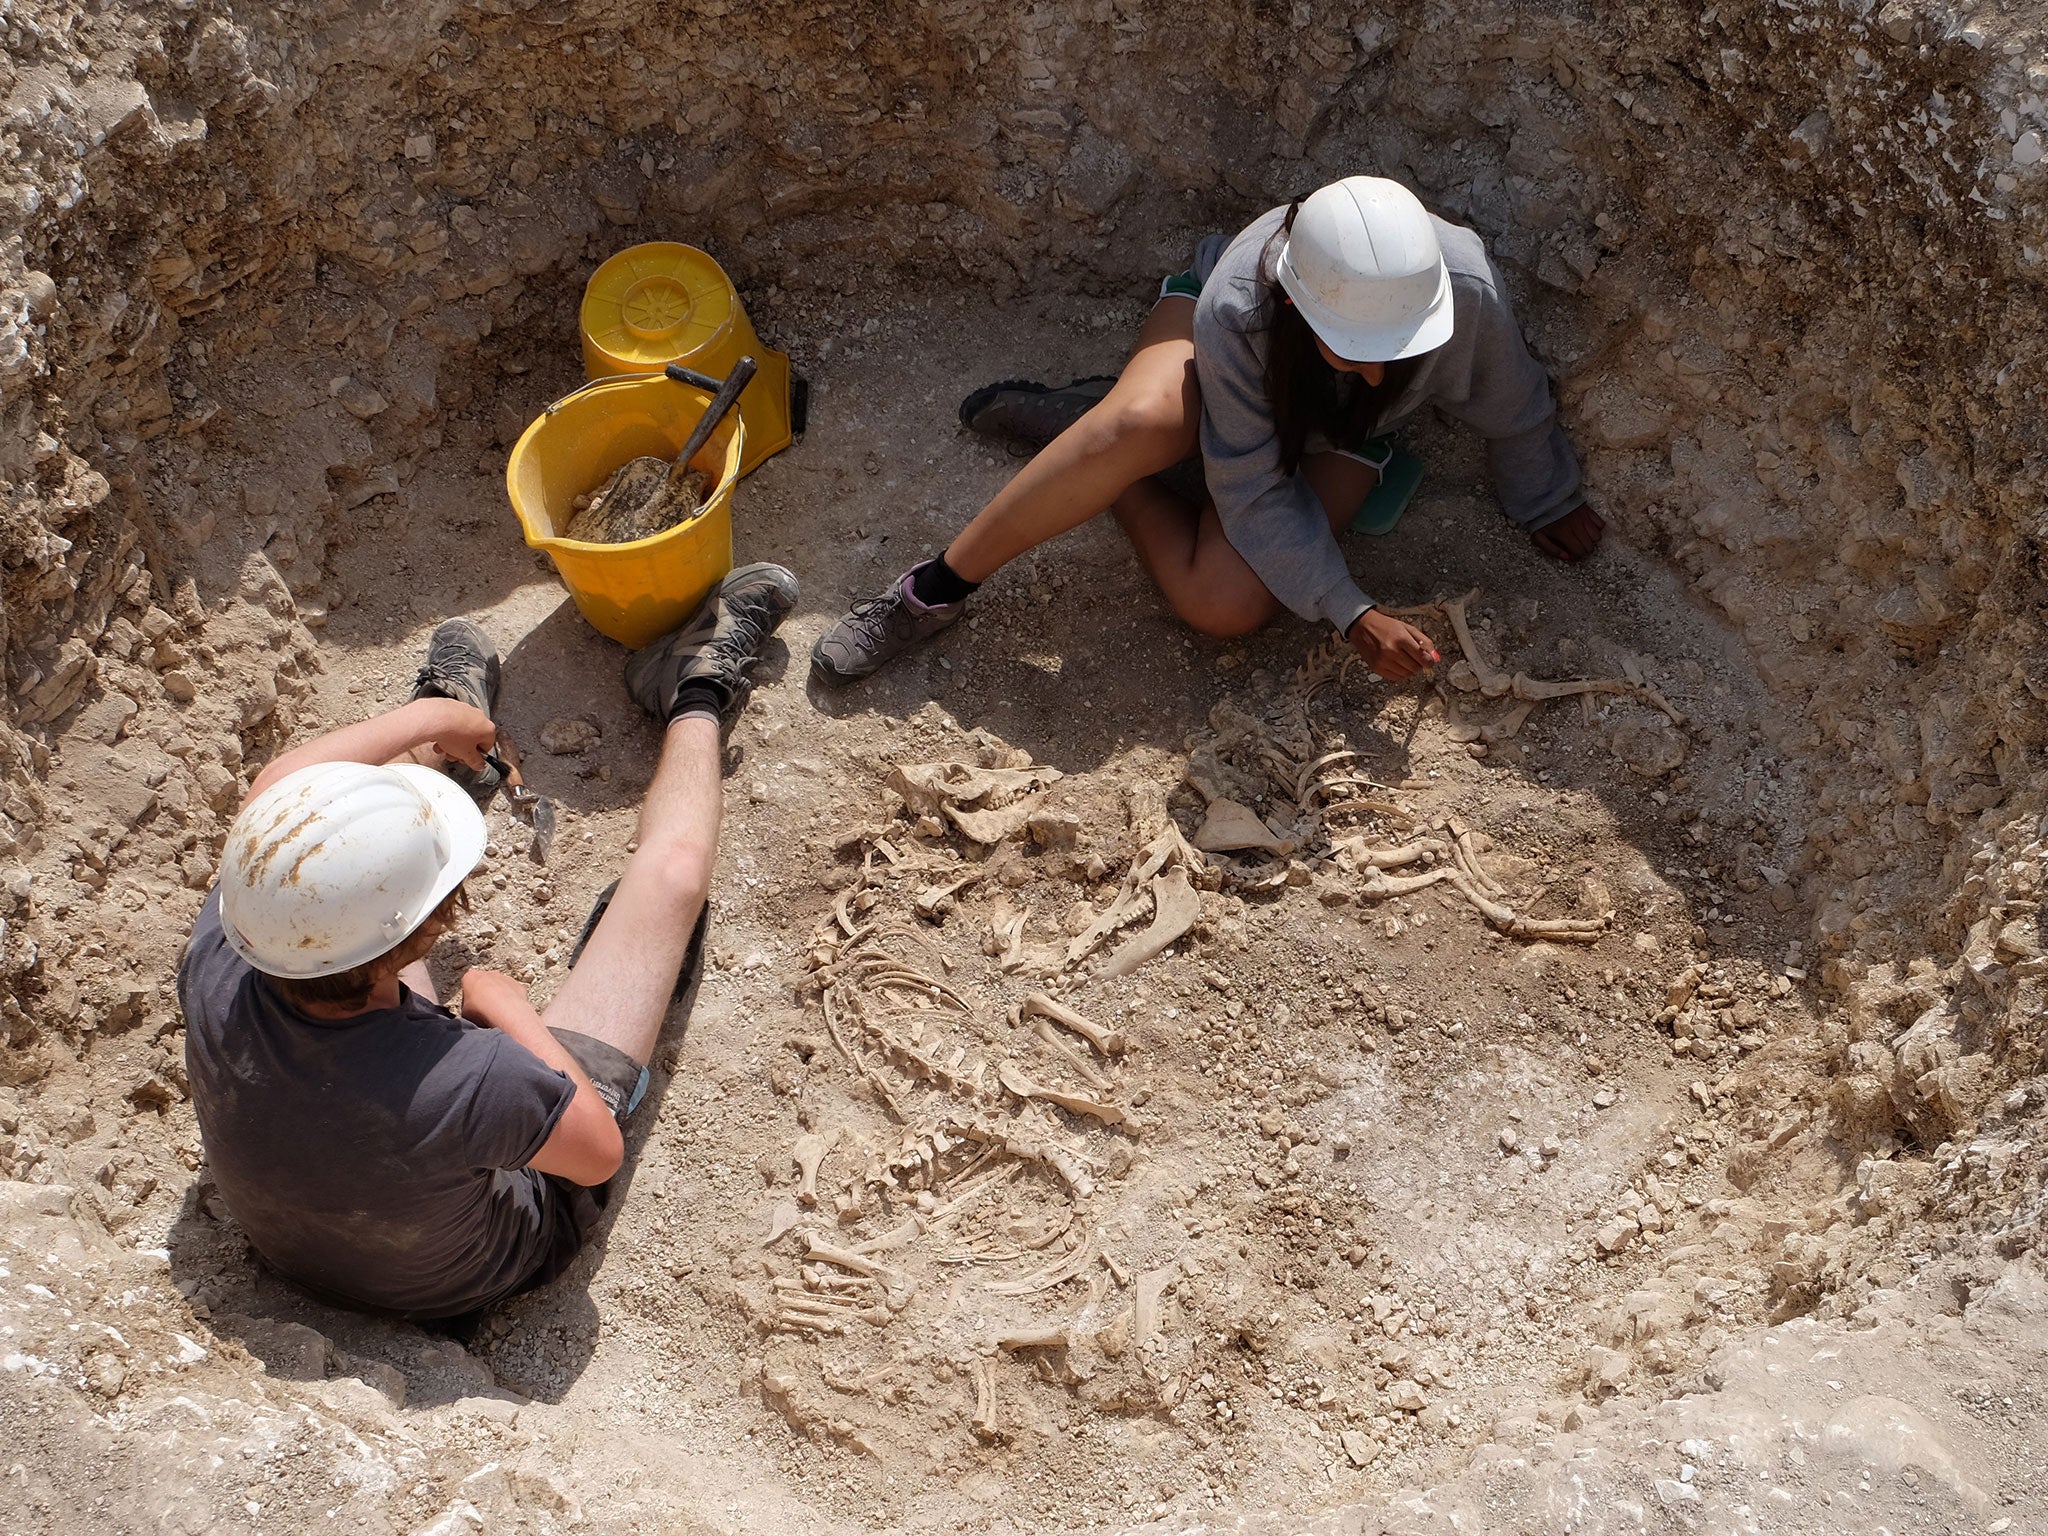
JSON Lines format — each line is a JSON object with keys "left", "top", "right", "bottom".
{"left": 484, "top": 738, "right": 556, "bottom": 864}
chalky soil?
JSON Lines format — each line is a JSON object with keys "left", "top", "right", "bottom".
{"left": 2, "top": 1, "right": 2046, "bottom": 1533}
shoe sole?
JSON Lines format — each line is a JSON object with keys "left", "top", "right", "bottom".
{"left": 957, "top": 375, "right": 1117, "bottom": 433}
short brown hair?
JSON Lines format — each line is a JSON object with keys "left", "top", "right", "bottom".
{"left": 269, "top": 885, "right": 469, "bottom": 1011}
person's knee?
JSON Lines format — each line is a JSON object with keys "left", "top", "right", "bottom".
{"left": 1086, "top": 386, "right": 1197, "bottom": 466}
{"left": 1174, "top": 588, "right": 1271, "bottom": 638}
{"left": 634, "top": 839, "right": 713, "bottom": 917}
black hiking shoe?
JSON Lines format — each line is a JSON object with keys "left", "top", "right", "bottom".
{"left": 624, "top": 562, "right": 800, "bottom": 727}
{"left": 411, "top": 618, "right": 504, "bottom": 808}
{"left": 809, "top": 566, "right": 966, "bottom": 686}
{"left": 567, "top": 878, "right": 711, "bottom": 1002}
{"left": 958, "top": 375, "right": 1116, "bottom": 449}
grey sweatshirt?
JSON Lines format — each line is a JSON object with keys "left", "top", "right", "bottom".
{"left": 1192, "top": 206, "right": 1582, "bottom": 633}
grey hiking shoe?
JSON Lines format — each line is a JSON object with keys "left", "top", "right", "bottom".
{"left": 958, "top": 375, "right": 1116, "bottom": 449}
{"left": 411, "top": 619, "right": 504, "bottom": 807}
{"left": 624, "top": 562, "right": 800, "bottom": 726}
{"left": 809, "top": 568, "right": 966, "bottom": 686}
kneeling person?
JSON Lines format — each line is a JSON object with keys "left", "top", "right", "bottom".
{"left": 179, "top": 564, "right": 798, "bottom": 1320}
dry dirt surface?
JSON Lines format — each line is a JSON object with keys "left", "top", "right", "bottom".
{"left": 4, "top": 2, "right": 2048, "bottom": 1534}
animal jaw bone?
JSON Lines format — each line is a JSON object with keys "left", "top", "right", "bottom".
{"left": 1022, "top": 992, "right": 1129, "bottom": 1057}
{"left": 1099, "top": 867, "right": 1201, "bottom": 978}
{"left": 1065, "top": 823, "right": 1201, "bottom": 968}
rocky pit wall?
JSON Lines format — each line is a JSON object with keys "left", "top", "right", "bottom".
{"left": 2, "top": 0, "right": 2047, "bottom": 1531}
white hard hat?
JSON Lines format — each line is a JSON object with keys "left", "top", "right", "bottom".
{"left": 1276, "top": 177, "right": 1454, "bottom": 363}
{"left": 217, "top": 762, "right": 486, "bottom": 978}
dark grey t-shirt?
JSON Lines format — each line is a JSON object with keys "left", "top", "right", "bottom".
{"left": 178, "top": 888, "right": 577, "bottom": 1319}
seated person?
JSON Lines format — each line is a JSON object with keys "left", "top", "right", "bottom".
{"left": 178, "top": 565, "right": 797, "bottom": 1320}
{"left": 812, "top": 175, "right": 1601, "bottom": 687}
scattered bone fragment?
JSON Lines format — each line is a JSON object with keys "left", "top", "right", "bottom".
{"left": 1193, "top": 797, "right": 1296, "bottom": 855}
{"left": 1131, "top": 1263, "right": 1180, "bottom": 1350}
{"left": 994, "top": 908, "right": 1031, "bottom": 971}
{"left": 1481, "top": 701, "right": 1537, "bottom": 744}
{"left": 792, "top": 1127, "right": 840, "bottom": 1207}
{"left": 1022, "top": 992, "right": 1128, "bottom": 1057}
{"left": 1099, "top": 867, "right": 1200, "bottom": 978}
{"left": 997, "top": 1320, "right": 1072, "bottom": 1352}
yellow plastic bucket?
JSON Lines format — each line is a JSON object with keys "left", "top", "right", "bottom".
{"left": 580, "top": 242, "right": 794, "bottom": 478}
{"left": 505, "top": 372, "right": 745, "bottom": 650}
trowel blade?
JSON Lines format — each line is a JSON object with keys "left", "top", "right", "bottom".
{"left": 527, "top": 796, "right": 556, "bottom": 865}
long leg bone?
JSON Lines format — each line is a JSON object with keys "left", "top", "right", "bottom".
{"left": 1022, "top": 992, "right": 1129, "bottom": 1057}
{"left": 997, "top": 1321, "right": 1073, "bottom": 1352}
{"left": 997, "top": 1060, "right": 1142, "bottom": 1133}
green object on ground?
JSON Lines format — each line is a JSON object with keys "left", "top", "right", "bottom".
{"left": 1350, "top": 442, "right": 1425, "bottom": 536}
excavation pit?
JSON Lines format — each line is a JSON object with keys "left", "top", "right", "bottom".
{"left": 3, "top": 3, "right": 2047, "bottom": 1533}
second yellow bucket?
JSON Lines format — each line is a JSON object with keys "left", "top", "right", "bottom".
{"left": 505, "top": 372, "right": 745, "bottom": 649}
{"left": 580, "top": 242, "right": 794, "bottom": 477}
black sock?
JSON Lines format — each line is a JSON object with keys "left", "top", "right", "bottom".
{"left": 669, "top": 679, "right": 726, "bottom": 724}
{"left": 910, "top": 554, "right": 979, "bottom": 607}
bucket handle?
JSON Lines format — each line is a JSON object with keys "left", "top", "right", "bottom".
{"left": 540, "top": 364, "right": 732, "bottom": 417}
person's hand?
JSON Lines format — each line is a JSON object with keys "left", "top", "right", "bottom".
{"left": 1346, "top": 608, "right": 1439, "bottom": 682}
{"left": 459, "top": 967, "right": 527, "bottom": 1026}
{"left": 1532, "top": 503, "right": 1605, "bottom": 562}
{"left": 421, "top": 699, "right": 498, "bottom": 770}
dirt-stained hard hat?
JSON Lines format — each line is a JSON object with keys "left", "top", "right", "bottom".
{"left": 217, "top": 761, "right": 486, "bottom": 978}
{"left": 1277, "top": 176, "right": 1454, "bottom": 363}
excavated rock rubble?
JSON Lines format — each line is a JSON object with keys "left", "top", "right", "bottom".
{"left": 3, "top": 1, "right": 2046, "bottom": 1532}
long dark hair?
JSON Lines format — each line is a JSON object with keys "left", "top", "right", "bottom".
{"left": 1256, "top": 200, "right": 1421, "bottom": 477}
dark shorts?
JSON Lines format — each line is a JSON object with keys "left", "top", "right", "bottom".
{"left": 515, "top": 1028, "right": 651, "bottom": 1296}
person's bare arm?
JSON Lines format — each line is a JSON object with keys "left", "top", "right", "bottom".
{"left": 460, "top": 968, "right": 624, "bottom": 1186}
{"left": 243, "top": 697, "right": 498, "bottom": 805}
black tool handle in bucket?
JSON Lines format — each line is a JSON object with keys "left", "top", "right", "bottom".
{"left": 666, "top": 357, "right": 757, "bottom": 471}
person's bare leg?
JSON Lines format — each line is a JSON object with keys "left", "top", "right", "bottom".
{"left": 942, "top": 298, "right": 1201, "bottom": 583}
{"left": 397, "top": 960, "right": 436, "bottom": 1002}
{"left": 1111, "top": 449, "right": 1381, "bottom": 635}
{"left": 539, "top": 715, "right": 721, "bottom": 1066}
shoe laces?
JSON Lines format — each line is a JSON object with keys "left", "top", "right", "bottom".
{"left": 840, "top": 588, "right": 907, "bottom": 646}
